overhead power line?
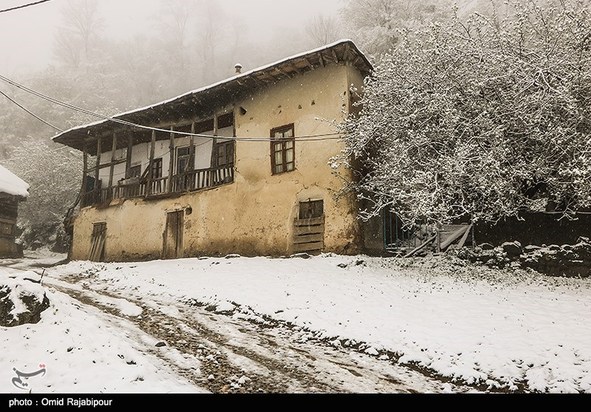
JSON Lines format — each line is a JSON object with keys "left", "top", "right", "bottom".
{"left": 0, "top": 0, "right": 53, "bottom": 14}
{"left": 0, "top": 73, "right": 345, "bottom": 143}
{"left": 0, "top": 90, "right": 64, "bottom": 133}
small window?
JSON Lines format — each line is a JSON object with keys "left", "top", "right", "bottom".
{"left": 271, "top": 124, "right": 295, "bottom": 175}
{"left": 214, "top": 141, "right": 235, "bottom": 167}
{"left": 299, "top": 200, "right": 324, "bottom": 219}
{"left": 151, "top": 158, "right": 163, "bottom": 179}
{"left": 176, "top": 147, "right": 193, "bottom": 175}
{"left": 126, "top": 164, "right": 141, "bottom": 179}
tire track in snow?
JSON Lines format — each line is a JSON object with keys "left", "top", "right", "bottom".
{"left": 46, "top": 274, "right": 476, "bottom": 393}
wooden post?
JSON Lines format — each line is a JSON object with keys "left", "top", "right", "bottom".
{"left": 108, "top": 132, "right": 117, "bottom": 188}
{"left": 210, "top": 114, "right": 219, "bottom": 167}
{"left": 435, "top": 226, "right": 441, "bottom": 253}
{"left": 190, "top": 122, "right": 195, "bottom": 170}
{"left": 147, "top": 130, "right": 156, "bottom": 196}
{"left": 94, "top": 137, "right": 101, "bottom": 201}
{"left": 168, "top": 126, "right": 175, "bottom": 193}
{"left": 125, "top": 134, "right": 134, "bottom": 178}
{"left": 81, "top": 145, "right": 88, "bottom": 205}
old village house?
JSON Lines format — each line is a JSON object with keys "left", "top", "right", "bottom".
{"left": 53, "top": 41, "right": 379, "bottom": 262}
{"left": 0, "top": 165, "right": 29, "bottom": 258}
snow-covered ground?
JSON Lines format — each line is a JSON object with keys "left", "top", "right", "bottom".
{"left": 1, "top": 251, "right": 590, "bottom": 393}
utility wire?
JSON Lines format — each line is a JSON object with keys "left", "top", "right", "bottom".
{"left": 0, "top": 73, "right": 345, "bottom": 142}
{"left": 0, "top": 90, "right": 64, "bottom": 133}
{"left": 0, "top": 0, "right": 53, "bottom": 14}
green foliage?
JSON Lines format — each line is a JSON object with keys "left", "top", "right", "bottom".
{"left": 339, "top": 0, "right": 591, "bottom": 227}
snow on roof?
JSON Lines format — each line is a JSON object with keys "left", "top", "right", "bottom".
{"left": 0, "top": 164, "right": 29, "bottom": 198}
{"left": 52, "top": 39, "right": 372, "bottom": 146}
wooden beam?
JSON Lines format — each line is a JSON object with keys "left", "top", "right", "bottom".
{"left": 331, "top": 49, "right": 340, "bottom": 64}
{"left": 440, "top": 225, "right": 471, "bottom": 251}
{"left": 189, "top": 123, "right": 195, "bottom": 171}
{"left": 167, "top": 126, "right": 175, "bottom": 193}
{"left": 81, "top": 145, "right": 88, "bottom": 202}
{"left": 108, "top": 132, "right": 117, "bottom": 188}
{"left": 456, "top": 224, "right": 473, "bottom": 249}
{"left": 125, "top": 134, "right": 134, "bottom": 178}
{"left": 94, "top": 137, "right": 101, "bottom": 196}
{"left": 404, "top": 235, "right": 437, "bottom": 258}
{"left": 87, "top": 159, "right": 127, "bottom": 173}
{"left": 147, "top": 130, "right": 156, "bottom": 196}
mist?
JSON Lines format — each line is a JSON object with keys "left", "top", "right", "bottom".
{"left": 0, "top": 0, "right": 511, "bottom": 251}
{"left": 0, "top": 0, "right": 344, "bottom": 77}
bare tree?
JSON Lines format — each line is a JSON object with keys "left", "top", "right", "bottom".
{"left": 340, "top": 0, "right": 453, "bottom": 56}
{"left": 54, "top": 0, "right": 104, "bottom": 66}
{"left": 305, "top": 15, "right": 343, "bottom": 47}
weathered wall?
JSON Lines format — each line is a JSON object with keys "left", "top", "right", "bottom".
{"left": 0, "top": 238, "right": 20, "bottom": 258}
{"left": 71, "top": 64, "right": 365, "bottom": 261}
{"left": 0, "top": 195, "right": 21, "bottom": 258}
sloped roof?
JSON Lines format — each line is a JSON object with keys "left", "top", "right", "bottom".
{"left": 0, "top": 164, "right": 29, "bottom": 198}
{"left": 52, "top": 40, "right": 373, "bottom": 153}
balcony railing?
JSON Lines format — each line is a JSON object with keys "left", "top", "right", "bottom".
{"left": 81, "top": 165, "right": 235, "bottom": 207}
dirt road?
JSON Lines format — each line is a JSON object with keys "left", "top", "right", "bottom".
{"left": 3, "top": 255, "right": 479, "bottom": 394}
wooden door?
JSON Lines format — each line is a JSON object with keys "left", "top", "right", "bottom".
{"left": 89, "top": 222, "right": 107, "bottom": 262}
{"left": 163, "top": 211, "right": 184, "bottom": 259}
{"left": 293, "top": 200, "right": 325, "bottom": 255}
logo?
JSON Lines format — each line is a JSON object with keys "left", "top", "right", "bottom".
{"left": 11, "top": 364, "right": 46, "bottom": 391}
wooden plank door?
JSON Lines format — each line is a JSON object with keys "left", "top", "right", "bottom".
{"left": 89, "top": 222, "right": 107, "bottom": 262}
{"left": 293, "top": 200, "right": 325, "bottom": 255}
{"left": 163, "top": 211, "right": 184, "bottom": 259}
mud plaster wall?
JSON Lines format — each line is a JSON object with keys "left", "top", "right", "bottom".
{"left": 0, "top": 237, "right": 19, "bottom": 257}
{"left": 70, "top": 64, "right": 365, "bottom": 261}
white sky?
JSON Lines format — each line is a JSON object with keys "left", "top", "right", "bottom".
{"left": 0, "top": 0, "right": 343, "bottom": 75}
{"left": 2, "top": 251, "right": 590, "bottom": 393}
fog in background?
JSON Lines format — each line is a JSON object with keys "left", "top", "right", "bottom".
{"left": 0, "top": 0, "right": 506, "bottom": 250}
{"left": 0, "top": 0, "right": 344, "bottom": 77}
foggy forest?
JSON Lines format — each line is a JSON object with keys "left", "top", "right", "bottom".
{"left": 0, "top": 0, "right": 556, "bottom": 251}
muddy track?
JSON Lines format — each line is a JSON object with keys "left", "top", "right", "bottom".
{"left": 2, "top": 261, "right": 484, "bottom": 393}
{"left": 45, "top": 273, "right": 480, "bottom": 394}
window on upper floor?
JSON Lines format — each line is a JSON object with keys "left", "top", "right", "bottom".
{"left": 213, "top": 141, "right": 235, "bottom": 168}
{"left": 176, "top": 147, "right": 193, "bottom": 175}
{"left": 151, "top": 158, "right": 163, "bottom": 179}
{"left": 271, "top": 124, "right": 295, "bottom": 175}
{"left": 126, "top": 164, "right": 141, "bottom": 179}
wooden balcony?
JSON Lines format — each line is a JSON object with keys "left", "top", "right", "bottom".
{"left": 81, "top": 165, "right": 235, "bottom": 207}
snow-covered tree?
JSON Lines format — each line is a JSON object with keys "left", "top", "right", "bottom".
{"left": 338, "top": 0, "right": 591, "bottom": 228}
{"left": 340, "top": 0, "right": 453, "bottom": 56}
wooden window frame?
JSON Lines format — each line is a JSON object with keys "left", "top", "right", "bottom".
{"left": 270, "top": 123, "right": 295, "bottom": 175}
{"left": 151, "top": 158, "right": 163, "bottom": 179}
{"left": 126, "top": 164, "right": 141, "bottom": 179}
{"left": 176, "top": 146, "right": 193, "bottom": 175}
{"left": 213, "top": 140, "right": 235, "bottom": 168}
{"left": 299, "top": 199, "right": 324, "bottom": 220}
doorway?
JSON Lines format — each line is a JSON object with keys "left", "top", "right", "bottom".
{"left": 89, "top": 222, "right": 107, "bottom": 262}
{"left": 163, "top": 210, "right": 184, "bottom": 259}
